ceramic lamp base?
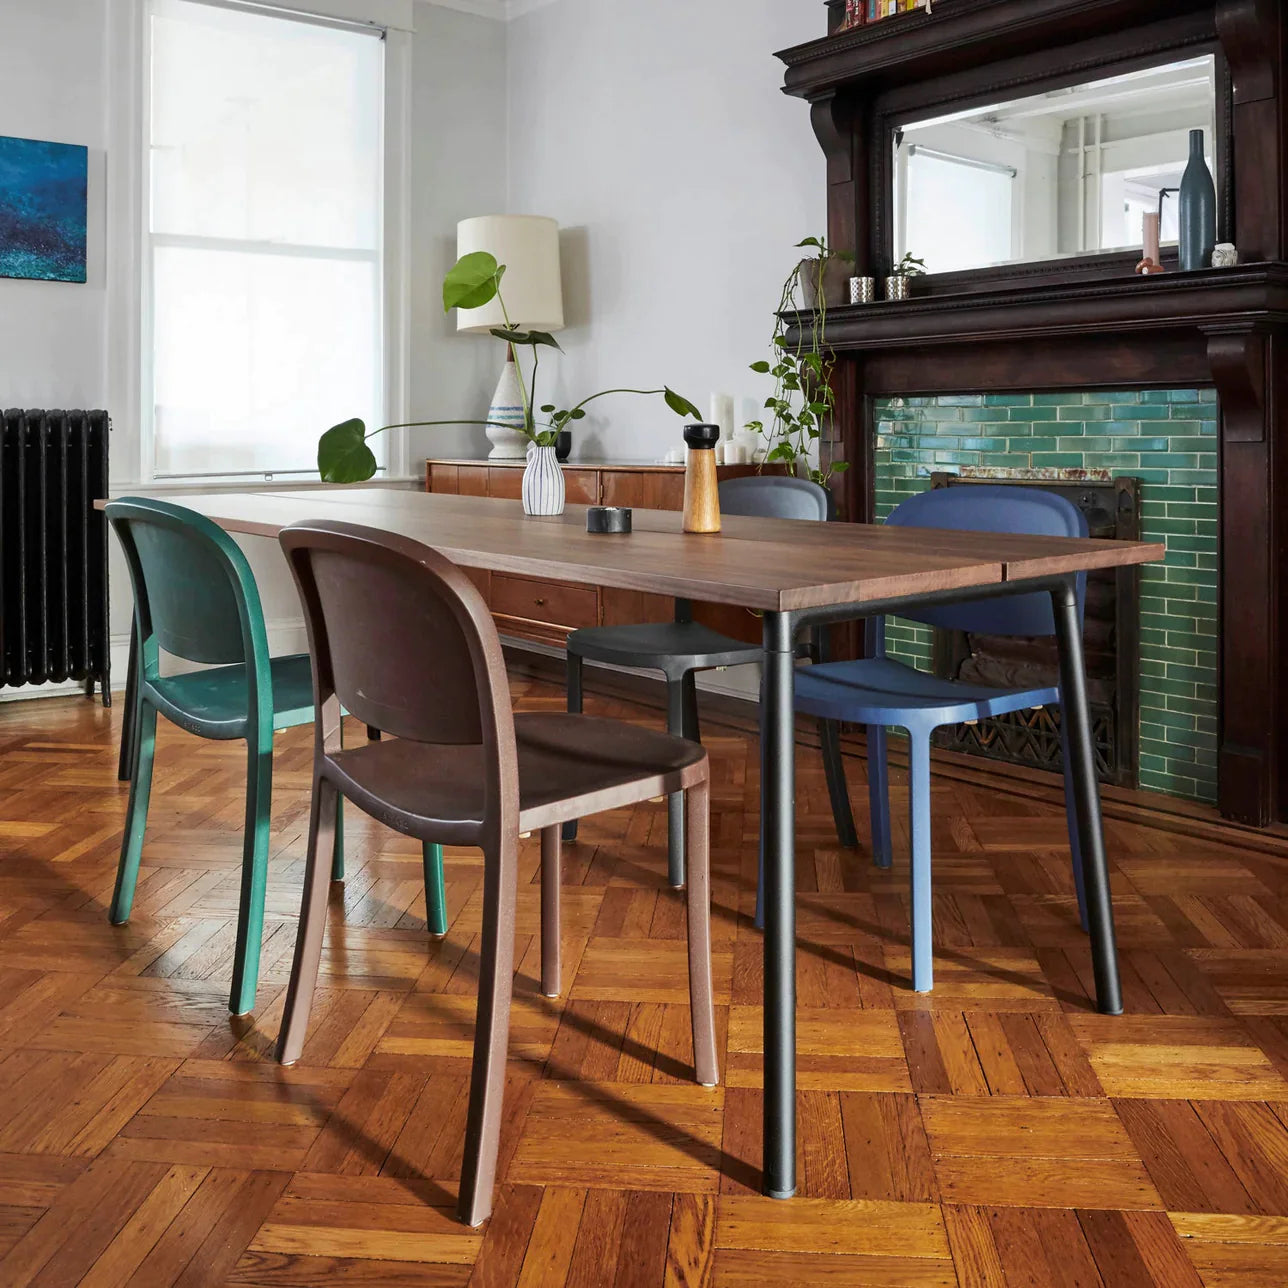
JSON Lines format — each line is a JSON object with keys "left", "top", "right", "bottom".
{"left": 486, "top": 351, "right": 529, "bottom": 459}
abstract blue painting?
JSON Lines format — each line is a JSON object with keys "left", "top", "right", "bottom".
{"left": 0, "top": 135, "right": 88, "bottom": 284}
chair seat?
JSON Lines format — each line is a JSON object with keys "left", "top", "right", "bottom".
{"left": 326, "top": 711, "right": 709, "bottom": 842}
{"left": 146, "top": 653, "right": 317, "bottom": 738}
{"left": 567, "top": 621, "right": 760, "bottom": 676}
{"left": 793, "top": 657, "right": 1060, "bottom": 730}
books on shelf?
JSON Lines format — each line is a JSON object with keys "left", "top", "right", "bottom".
{"left": 840, "top": 0, "right": 933, "bottom": 28}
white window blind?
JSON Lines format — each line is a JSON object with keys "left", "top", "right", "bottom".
{"left": 147, "top": 0, "right": 385, "bottom": 479}
{"left": 903, "top": 148, "right": 1016, "bottom": 273}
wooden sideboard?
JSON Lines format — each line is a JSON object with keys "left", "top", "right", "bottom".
{"left": 425, "top": 458, "right": 771, "bottom": 647}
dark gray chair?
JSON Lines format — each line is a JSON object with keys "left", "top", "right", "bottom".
{"left": 564, "top": 475, "right": 857, "bottom": 886}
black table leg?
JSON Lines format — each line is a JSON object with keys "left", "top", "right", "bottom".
{"left": 761, "top": 610, "right": 797, "bottom": 1198}
{"left": 117, "top": 619, "right": 138, "bottom": 783}
{"left": 1051, "top": 578, "right": 1123, "bottom": 1015}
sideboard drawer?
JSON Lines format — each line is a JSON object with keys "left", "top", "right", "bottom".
{"left": 491, "top": 573, "right": 598, "bottom": 628}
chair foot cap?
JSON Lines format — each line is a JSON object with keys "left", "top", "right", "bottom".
{"left": 766, "top": 1188, "right": 796, "bottom": 1200}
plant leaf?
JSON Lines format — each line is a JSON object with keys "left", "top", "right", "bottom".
{"left": 444, "top": 252, "right": 502, "bottom": 312}
{"left": 570, "top": 408, "right": 586, "bottom": 420}
{"left": 318, "top": 418, "right": 378, "bottom": 484}
{"left": 664, "top": 388, "right": 702, "bottom": 419}
{"left": 490, "top": 326, "right": 531, "bottom": 344}
{"left": 749, "top": 360, "right": 771, "bottom": 374}
{"left": 525, "top": 330, "right": 563, "bottom": 350}
{"left": 831, "top": 461, "right": 851, "bottom": 472}
{"left": 796, "top": 236, "right": 823, "bottom": 250}
{"left": 540, "top": 404, "right": 556, "bottom": 413}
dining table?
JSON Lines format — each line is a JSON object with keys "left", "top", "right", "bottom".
{"left": 104, "top": 484, "right": 1164, "bottom": 1201}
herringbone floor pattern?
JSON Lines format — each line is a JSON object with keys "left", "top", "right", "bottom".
{"left": 1, "top": 678, "right": 1287, "bottom": 1285}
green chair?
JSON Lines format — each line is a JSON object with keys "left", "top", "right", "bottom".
{"left": 107, "top": 497, "right": 448, "bottom": 1015}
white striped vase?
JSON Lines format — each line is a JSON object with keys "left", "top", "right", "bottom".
{"left": 522, "top": 444, "right": 565, "bottom": 516}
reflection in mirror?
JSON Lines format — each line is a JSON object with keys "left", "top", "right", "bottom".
{"left": 893, "top": 57, "right": 1217, "bottom": 274}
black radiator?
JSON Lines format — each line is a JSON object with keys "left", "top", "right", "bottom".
{"left": 0, "top": 409, "right": 111, "bottom": 704}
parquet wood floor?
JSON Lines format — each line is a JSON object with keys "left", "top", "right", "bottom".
{"left": 1, "top": 679, "right": 1288, "bottom": 1285}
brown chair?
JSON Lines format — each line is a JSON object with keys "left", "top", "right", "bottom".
{"left": 273, "top": 520, "right": 719, "bottom": 1227}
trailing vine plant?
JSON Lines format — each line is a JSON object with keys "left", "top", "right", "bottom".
{"left": 745, "top": 235, "right": 852, "bottom": 487}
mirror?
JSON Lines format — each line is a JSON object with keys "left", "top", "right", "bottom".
{"left": 893, "top": 56, "right": 1217, "bottom": 274}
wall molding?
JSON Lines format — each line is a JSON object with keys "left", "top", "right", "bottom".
{"left": 415, "top": 0, "right": 558, "bottom": 21}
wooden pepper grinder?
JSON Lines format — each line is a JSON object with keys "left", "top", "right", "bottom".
{"left": 682, "top": 423, "right": 722, "bottom": 533}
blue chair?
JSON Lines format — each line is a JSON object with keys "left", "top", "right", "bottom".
{"left": 107, "top": 498, "right": 449, "bottom": 1015}
{"left": 776, "top": 484, "right": 1090, "bottom": 992}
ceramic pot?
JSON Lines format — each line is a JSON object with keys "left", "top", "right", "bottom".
{"left": 797, "top": 256, "right": 852, "bottom": 309}
{"left": 522, "top": 444, "right": 565, "bottom": 516}
{"left": 554, "top": 430, "right": 572, "bottom": 462}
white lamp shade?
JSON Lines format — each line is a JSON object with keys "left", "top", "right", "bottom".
{"left": 456, "top": 215, "right": 565, "bottom": 335}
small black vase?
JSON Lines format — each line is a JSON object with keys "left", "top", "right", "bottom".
{"left": 1178, "top": 128, "right": 1216, "bottom": 272}
{"left": 554, "top": 430, "right": 572, "bottom": 462}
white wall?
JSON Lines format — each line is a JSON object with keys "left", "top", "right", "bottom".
{"left": 505, "top": 0, "right": 823, "bottom": 461}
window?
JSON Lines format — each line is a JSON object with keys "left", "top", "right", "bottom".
{"left": 146, "top": 0, "right": 386, "bottom": 480}
{"left": 900, "top": 146, "right": 1017, "bottom": 274}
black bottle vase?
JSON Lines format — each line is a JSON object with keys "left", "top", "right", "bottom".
{"left": 1178, "top": 128, "right": 1216, "bottom": 272}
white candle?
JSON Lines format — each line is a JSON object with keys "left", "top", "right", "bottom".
{"left": 709, "top": 392, "right": 735, "bottom": 439}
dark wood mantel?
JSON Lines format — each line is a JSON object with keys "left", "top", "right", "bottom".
{"left": 778, "top": 0, "right": 1288, "bottom": 826}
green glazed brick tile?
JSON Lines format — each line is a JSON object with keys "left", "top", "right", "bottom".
{"left": 984, "top": 393, "right": 1033, "bottom": 406}
{"left": 1113, "top": 437, "right": 1172, "bottom": 453}
{"left": 1198, "top": 388, "right": 1218, "bottom": 402}
{"left": 1059, "top": 404, "right": 1114, "bottom": 421}
{"left": 1165, "top": 663, "right": 1214, "bottom": 686}
{"left": 1007, "top": 406, "right": 1060, "bottom": 421}
{"left": 1166, "top": 469, "right": 1216, "bottom": 485}
{"left": 935, "top": 394, "right": 985, "bottom": 407}
{"left": 1029, "top": 453, "right": 1086, "bottom": 468}
{"left": 960, "top": 408, "right": 1001, "bottom": 423}
{"left": 1087, "top": 390, "right": 1144, "bottom": 404}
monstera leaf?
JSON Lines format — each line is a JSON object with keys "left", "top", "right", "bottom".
{"left": 318, "top": 418, "right": 378, "bottom": 484}
{"left": 443, "top": 252, "right": 504, "bottom": 312}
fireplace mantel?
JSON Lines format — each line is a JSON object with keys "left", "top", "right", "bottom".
{"left": 779, "top": 0, "right": 1288, "bottom": 826}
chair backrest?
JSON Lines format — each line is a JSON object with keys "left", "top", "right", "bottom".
{"left": 882, "top": 483, "right": 1088, "bottom": 638}
{"left": 106, "top": 497, "right": 268, "bottom": 669}
{"left": 278, "top": 520, "right": 515, "bottom": 765}
{"left": 718, "top": 474, "right": 831, "bottom": 522}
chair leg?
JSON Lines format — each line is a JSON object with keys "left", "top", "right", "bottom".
{"left": 561, "top": 652, "right": 583, "bottom": 843}
{"left": 540, "top": 826, "right": 561, "bottom": 997}
{"left": 110, "top": 699, "right": 157, "bottom": 923}
{"left": 277, "top": 775, "right": 339, "bottom": 1064}
{"left": 229, "top": 733, "right": 274, "bottom": 1016}
{"left": 366, "top": 726, "right": 382, "bottom": 741}
{"left": 423, "top": 842, "right": 448, "bottom": 936}
{"left": 685, "top": 778, "right": 719, "bottom": 1087}
{"left": 665, "top": 677, "right": 687, "bottom": 890}
{"left": 1059, "top": 707, "right": 1090, "bottom": 932}
{"left": 331, "top": 795, "right": 345, "bottom": 881}
{"left": 908, "top": 732, "right": 934, "bottom": 993}
{"left": 681, "top": 669, "right": 701, "bottom": 742}
{"left": 458, "top": 831, "right": 519, "bottom": 1228}
{"left": 819, "top": 718, "right": 858, "bottom": 848}
{"left": 116, "top": 620, "right": 138, "bottom": 783}
{"left": 868, "top": 724, "right": 894, "bottom": 870}
{"left": 754, "top": 667, "right": 767, "bottom": 932}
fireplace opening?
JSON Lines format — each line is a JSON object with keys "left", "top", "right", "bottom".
{"left": 927, "top": 472, "right": 1141, "bottom": 787}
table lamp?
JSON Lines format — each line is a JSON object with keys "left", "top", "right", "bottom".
{"left": 456, "top": 215, "right": 565, "bottom": 459}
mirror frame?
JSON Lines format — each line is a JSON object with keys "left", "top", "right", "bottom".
{"left": 869, "top": 44, "right": 1235, "bottom": 293}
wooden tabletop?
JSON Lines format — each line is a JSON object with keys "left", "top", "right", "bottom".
{"left": 100, "top": 489, "right": 1164, "bottom": 613}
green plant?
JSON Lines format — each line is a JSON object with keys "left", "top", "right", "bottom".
{"left": 317, "top": 251, "right": 699, "bottom": 483}
{"left": 894, "top": 251, "right": 928, "bottom": 277}
{"left": 745, "top": 235, "right": 852, "bottom": 487}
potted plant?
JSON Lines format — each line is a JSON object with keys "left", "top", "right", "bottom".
{"left": 317, "top": 252, "right": 698, "bottom": 516}
{"left": 745, "top": 235, "right": 851, "bottom": 488}
{"left": 885, "top": 252, "right": 927, "bottom": 301}
{"left": 796, "top": 235, "right": 855, "bottom": 310}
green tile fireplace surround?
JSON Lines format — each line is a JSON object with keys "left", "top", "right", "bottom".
{"left": 873, "top": 388, "right": 1219, "bottom": 804}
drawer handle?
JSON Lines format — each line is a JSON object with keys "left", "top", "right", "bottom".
{"left": 535, "top": 597, "right": 546, "bottom": 606}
